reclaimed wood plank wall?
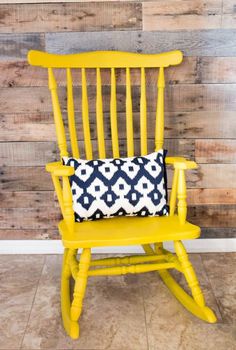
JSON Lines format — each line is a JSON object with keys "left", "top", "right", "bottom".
{"left": 0, "top": 0, "right": 236, "bottom": 240}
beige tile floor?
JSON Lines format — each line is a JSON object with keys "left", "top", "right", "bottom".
{"left": 0, "top": 253, "right": 235, "bottom": 350}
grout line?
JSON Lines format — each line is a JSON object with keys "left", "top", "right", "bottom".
{"left": 140, "top": 278, "right": 150, "bottom": 350}
{"left": 200, "top": 253, "right": 224, "bottom": 322}
{"left": 19, "top": 255, "right": 46, "bottom": 350}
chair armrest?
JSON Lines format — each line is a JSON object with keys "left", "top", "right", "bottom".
{"left": 46, "top": 162, "right": 74, "bottom": 177}
{"left": 46, "top": 162, "right": 74, "bottom": 233}
{"left": 167, "top": 157, "right": 197, "bottom": 223}
{"left": 166, "top": 157, "right": 198, "bottom": 170}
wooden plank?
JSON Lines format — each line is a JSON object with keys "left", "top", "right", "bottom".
{"left": 1, "top": 188, "right": 235, "bottom": 210}
{"left": 46, "top": 31, "right": 141, "bottom": 54}
{"left": 187, "top": 189, "right": 236, "bottom": 205}
{"left": 4, "top": 57, "right": 236, "bottom": 87}
{"left": 2, "top": 84, "right": 236, "bottom": 114}
{"left": 0, "top": 1, "right": 139, "bottom": 4}
{"left": 164, "top": 111, "right": 236, "bottom": 139}
{"left": 0, "top": 139, "right": 195, "bottom": 166}
{"left": 200, "top": 227, "right": 236, "bottom": 239}
{"left": 0, "top": 113, "right": 57, "bottom": 142}
{"left": 1, "top": 164, "right": 236, "bottom": 192}
{"left": 0, "top": 58, "right": 199, "bottom": 87}
{"left": 195, "top": 139, "right": 236, "bottom": 163}
{"left": 200, "top": 57, "right": 236, "bottom": 83}
{"left": 0, "top": 207, "right": 60, "bottom": 229}
{"left": 184, "top": 164, "right": 236, "bottom": 189}
{"left": 0, "top": 141, "right": 58, "bottom": 166}
{"left": 2, "top": 110, "right": 236, "bottom": 142}
{"left": 0, "top": 227, "right": 235, "bottom": 240}
{"left": 1, "top": 204, "right": 235, "bottom": 229}
{"left": 188, "top": 205, "right": 236, "bottom": 228}
{"left": 46, "top": 30, "right": 236, "bottom": 56}
{"left": 0, "top": 33, "right": 44, "bottom": 60}
{"left": 0, "top": 166, "right": 52, "bottom": 191}
{"left": 0, "top": 191, "right": 55, "bottom": 208}
{"left": 0, "top": 229, "right": 59, "bottom": 240}
{"left": 143, "top": 1, "right": 221, "bottom": 31}
{"left": 222, "top": 0, "right": 236, "bottom": 28}
{"left": 0, "top": 2, "right": 142, "bottom": 33}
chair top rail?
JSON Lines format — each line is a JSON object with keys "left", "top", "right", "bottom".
{"left": 28, "top": 50, "right": 183, "bottom": 68}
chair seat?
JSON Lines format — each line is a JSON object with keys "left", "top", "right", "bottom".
{"left": 59, "top": 215, "right": 200, "bottom": 248}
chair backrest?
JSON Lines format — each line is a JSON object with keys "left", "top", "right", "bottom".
{"left": 28, "top": 50, "right": 183, "bottom": 160}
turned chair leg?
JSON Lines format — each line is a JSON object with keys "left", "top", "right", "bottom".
{"left": 70, "top": 248, "right": 91, "bottom": 330}
{"left": 174, "top": 240, "right": 205, "bottom": 307}
{"left": 61, "top": 248, "right": 80, "bottom": 339}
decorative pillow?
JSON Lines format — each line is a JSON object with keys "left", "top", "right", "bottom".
{"left": 63, "top": 150, "right": 169, "bottom": 222}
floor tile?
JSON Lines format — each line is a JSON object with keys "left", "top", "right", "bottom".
{"left": 1, "top": 253, "right": 235, "bottom": 350}
{"left": 0, "top": 303, "right": 32, "bottom": 350}
{"left": 140, "top": 253, "right": 222, "bottom": 321}
{"left": 202, "top": 253, "right": 236, "bottom": 324}
{"left": 143, "top": 280, "right": 236, "bottom": 350}
{"left": 21, "top": 255, "right": 148, "bottom": 349}
{"left": 0, "top": 255, "right": 45, "bottom": 306}
{"left": 141, "top": 253, "right": 234, "bottom": 350}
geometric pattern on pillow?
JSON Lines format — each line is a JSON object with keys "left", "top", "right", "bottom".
{"left": 62, "top": 149, "right": 169, "bottom": 222}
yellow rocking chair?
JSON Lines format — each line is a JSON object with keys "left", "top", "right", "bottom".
{"left": 28, "top": 50, "right": 217, "bottom": 339}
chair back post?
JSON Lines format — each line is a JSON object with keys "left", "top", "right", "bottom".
{"left": 48, "top": 67, "right": 68, "bottom": 158}
{"left": 155, "top": 67, "right": 165, "bottom": 151}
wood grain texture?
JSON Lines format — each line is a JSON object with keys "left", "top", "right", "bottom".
{"left": 1, "top": 227, "right": 235, "bottom": 240}
{"left": 143, "top": 1, "right": 221, "bottom": 31}
{"left": 196, "top": 140, "right": 236, "bottom": 163}
{"left": 2, "top": 84, "right": 236, "bottom": 114}
{"left": 3, "top": 57, "right": 236, "bottom": 87}
{"left": 46, "top": 29, "right": 236, "bottom": 56}
{"left": 0, "top": 34, "right": 44, "bottom": 60}
{"left": 1, "top": 204, "right": 235, "bottom": 229}
{"left": 0, "top": 2, "right": 142, "bottom": 33}
{"left": 1, "top": 110, "right": 236, "bottom": 142}
{"left": 187, "top": 189, "right": 236, "bottom": 205}
{"left": 222, "top": 0, "right": 236, "bottom": 28}
{"left": 1, "top": 164, "right": 236, "bottom": 192}
{"left": 188, "top": 205, "right": 236, "bottom": 228}
{"left": 0, "top": 58, "right": 198, "bottom": 87}
{"left": 0, "top": 139, "right": 195, "bottom": 166}
{"left": 1, "top": 188, "right": 234, "bottom": 208}
{"left": 0, "top": 191, "right": 55, "bottom": 208}
{"left": 0, "top": 229, "right": 59, "bottom": 240}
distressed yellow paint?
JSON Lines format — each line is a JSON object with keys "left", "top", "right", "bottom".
{"left": 66, "top": 68, "right": 79, "bottom": 158}
{"left": 126, "top": 67, "right": 134, "bottom": 157}
{"left": 81, "top": 68, "right": 93, "bottom": 160}
{"left": 28, "top": 49, "right": 216, "bottom": 339}
{"left": 110, "top": 67, "right": 119, "bottom": 157}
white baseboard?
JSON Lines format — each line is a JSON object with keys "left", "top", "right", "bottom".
{"left": 0, "top": 239, "right": 235, "bottom": 254}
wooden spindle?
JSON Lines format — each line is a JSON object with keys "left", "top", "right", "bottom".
{"left": 62, "top": 175, "right": 74, "bottom": 233}
{"left": 110, "top": 68, "right": 120, "bottom": 158}
{"left": 67, "top": 68, "right": 79, "bottom": 158}
{"left": 169, "top": 168, "right": 179, "bottom": 216}
{"left": 155, "top": 67, "right": 165, "bottom": 151}
{"left": 48, "top": 68, "right": 68, "bottom": 158}
{"left": 96, "top": 68, "right": 106, "bottom": 158}
{"left": 126, "top": 67, "right": 134, "bottom": 156}
{"left": 177, "top": 169, "right": 187, "bottom": 224}
{"left": 81, "top": 68, "right": 93, "bottom": 160}
{"left": 140, "top": 67, "right": 147, "bottom": 155}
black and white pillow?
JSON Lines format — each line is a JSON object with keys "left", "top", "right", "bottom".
{"left": 63, "top": 150, "right": 169, "bottom": 222}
